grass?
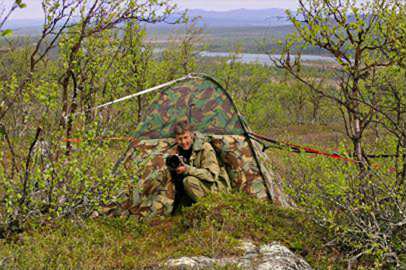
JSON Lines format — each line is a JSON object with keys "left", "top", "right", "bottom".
{"left": 0, "top": 193, "right": 345, "bottom": 269}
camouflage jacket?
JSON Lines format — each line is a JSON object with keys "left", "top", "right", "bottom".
{"left": 125, "top": 133, "right": 232, "bottom": 219}
{"left": 170, "top": 132, "right": 231, "bottom": 190}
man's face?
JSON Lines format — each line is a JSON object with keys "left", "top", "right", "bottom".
{"left": 175, "top": 131, "right": 193, "bottom": 150}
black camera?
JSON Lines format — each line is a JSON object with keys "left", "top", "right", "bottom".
{"left": 165, "top": 154, "right": 184, "bottom": 171}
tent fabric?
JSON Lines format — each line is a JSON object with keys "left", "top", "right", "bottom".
{"left": 118, "top": 74, "right": 292, "bottom": 218}
{"left": 122, "top": 135, "right": 290, "bottom": 218}
{"left": 131, "top": 75, "right": 245, "bottom": 140}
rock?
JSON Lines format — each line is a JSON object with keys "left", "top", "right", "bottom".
{"left": 217, "top": 257, "right": 241, "bottom": 267}
{"left": 260, "top": 244, "right": 293, "bottom": 257}
{"left": 193, "top": 257, "right": 216, "bottom": 267}
{"left": 240, "top": 240, "right": 258, "bottom": 254}
{"left": 257, "top": 243, "right": 312, "bottom": 270}
{"left": 165, "top": 257, "right": 200, "bottom": 269}
{"left": 237, "top": 258, "right": 254, "bottom": 269}
{"left": 90, "top": 211, "right": 99, "bottom": 218}
{"left": 164, "top": 241, "right": 312, "bottom": 270}
{"left": 257, "top": 259, "right": 312, "bottom": 270}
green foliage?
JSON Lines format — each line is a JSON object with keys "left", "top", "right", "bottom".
{"left": 270, "top": 4, "right": 406, "bottom": 267}
{"left": 0, "top": 193, "right": 340, "bottom": 269}
{"left": 1, "top": 29, "right": 12, "bottom": 37}
{"left": 0, "top": 132, "right": 130, "bottom": 237}
{"left": 207, "top": 55, "right": 340, "bottom": 132}
{"left": 0, "top": 1, "right": 405, "bottom": 269}
{"left": 275, "top": 0, "right": 406, "bottom": 169}
{"left": 157, "top": 20, "right": 203, "bottom": 81}
{"left": 15, "top": 1, "right": 26, "bottom": 8}
{"left": 274, "top": 145, "right": 406, "bottom": 268}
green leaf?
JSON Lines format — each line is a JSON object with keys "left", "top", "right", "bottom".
{"left": 15, "top": 0, "right": 26, "bottom": 8}
{"left": 1, "top": 29, "right": 13, "bottom": 37}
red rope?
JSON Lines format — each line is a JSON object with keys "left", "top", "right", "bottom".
{"left": 65, "top": 133, "right": 401, "bottom": 174}
{"left": 65, "top": 133, "right": 399, "bottom": 166}
{"left": 248, "top": 132, "right": 357, "bottom": 163}
{"left": 64, "top": 134, "right": 354, "bottom": 162}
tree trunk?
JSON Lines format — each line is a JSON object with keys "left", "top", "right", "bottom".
{"left": 353, "top": 117, "right": 367, "bottom": 173}
{"left": 401, "top": 145, "right": 406, "bottom": 186}
{"left": 137, "top": 96, "right": 142, "bottom": 123}
{"left": 311, "top": 99, "right": 320, "bottom": 124}
{"left": 65, "top": 72, "right": 78, "bottom": 156}
{"left": 60, "top": 75, "right": 70, "bottom": 128}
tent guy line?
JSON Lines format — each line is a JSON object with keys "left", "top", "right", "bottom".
{"left": 64, "top": 74, "right": 400, "bottom": 165}
{"left": 64, "top": 134, "right": 357, "bottom": 163}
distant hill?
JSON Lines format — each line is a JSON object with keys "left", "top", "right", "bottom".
{"left": 3, "top": 18, "right": 43, "bottom": 29}
{"left": 186, "top": 8, "right": 290, "bottom": 27}
{"left": 2, "top": 19, "right": 43, "bottom": 36}
{"left": 4, "top": 8, "right": 291, "bottom": 33}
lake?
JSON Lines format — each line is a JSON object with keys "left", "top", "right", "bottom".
{"left": 198, "top": 51, "right": 336, "bottom": 65}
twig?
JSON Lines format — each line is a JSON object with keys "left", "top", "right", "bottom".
{"left": 19, "top": 127, "right": 42, "bottom": 207}
{"left": 0, "top": 2, "right": 18, "bottom": 30}
{"left": 0, "top": 123, "right": 18, "bottom": 178}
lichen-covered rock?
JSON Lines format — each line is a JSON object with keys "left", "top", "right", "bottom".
{"left": 165, "top": 257, "right": 201, "bottom": 269}
{"left": 240, "top": 240, "right": 258, "bottom": 254}
{"left": 257, "top": 244, "right": 312, "bottom": 270}
{"left": 164, "top": 241, "right": 312, "bottom": 270}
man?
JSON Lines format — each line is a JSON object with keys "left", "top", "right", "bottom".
{"left": 168, "top": 120, "right": 227, "bottom": 210}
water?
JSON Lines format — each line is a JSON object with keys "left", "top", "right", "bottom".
{"left": 198, "top": 51, "right": 336, "bottom": 65}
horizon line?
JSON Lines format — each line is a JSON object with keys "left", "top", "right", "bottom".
{"left": 7, "top": 7, "right": 294, "bottom": 21}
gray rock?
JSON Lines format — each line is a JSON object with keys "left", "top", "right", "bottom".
{"left": 237, "top": 258, "right": 254, "bottom": 269}
{"left": 257, "top": 259, "right": 312, "bottom": 270}
{"left": 257, "top": 244, "right": 312, "bottom": 270}
{"left": 260, "top": 244, "right": 293, "bottom": 257}
{"left": 217, "top": 257, "right": 242, "bottom": 267}
{"left": 242, "top": 253, "right": 258, "bottom": 262}
{"left": 165, "top": 257, "right": 200, "bottom": 269}
{"left": 193, "top": 257, "right": 216, "bottom": 267}
{"left": 240, "top": 240, "right": 258, "bottom": 254}
{"left": 164, "top": 241, "right": 312, "bottom": 270}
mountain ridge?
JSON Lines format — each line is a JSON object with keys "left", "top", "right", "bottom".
{"left": 4, "top": 8, "right": 291, "bottom": 29}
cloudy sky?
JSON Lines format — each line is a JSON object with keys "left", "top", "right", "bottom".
{"left": 3, "top": 0, "right": 298, "bottom": 19}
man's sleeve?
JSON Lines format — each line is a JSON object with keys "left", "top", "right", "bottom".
{"left": 185, "top": 143, "right": 220, "bottom": 182}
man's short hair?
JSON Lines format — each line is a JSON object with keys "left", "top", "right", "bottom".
{"left": 173, "top": 120, "right": 192, "bottom": 135}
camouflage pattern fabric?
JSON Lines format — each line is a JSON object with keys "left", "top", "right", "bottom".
{"left": 131, "top": 76, "right": 244, "bottom": 140}
{"left": 116, "top": 75, "right": 292, "bottom": 218}
{"left": 175, "top": 133, "right": 220, "bottom": 185}
{"left": 250, "top": 140, "right": 293, "bottom": 207}
{"left": 182, "top": 176, "right": 212, "bottom": 202}
{"left": 209, "top": 135, "right": 268, "bottom": 199}
{"left": 123, "top": 139, "right": 175, "bottom": 218}
{"left": 167, "top": 132, "right": 228, "bottom": 201}
{"left": 183, "top": 132, "right": 230, "bottom": 191}
{"left": 122, "top": 134, "right": 290, "bottom": 219}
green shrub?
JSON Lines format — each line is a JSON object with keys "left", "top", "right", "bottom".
{"left": 276, "top": 148, "right": 406, "bottom": 269}
{"left": 0, "top": 133, "right": 130, "bottom": 237}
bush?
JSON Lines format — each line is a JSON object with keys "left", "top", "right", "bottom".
{"left": 277, "top": 148, "right": 406, "bottom": 269}
{"left": 0, "top": 133, "right": 129, "bottom": 237}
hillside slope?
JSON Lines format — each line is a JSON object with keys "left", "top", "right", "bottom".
{"left": 0, "top": 193, "right": 343, "bottom": 269}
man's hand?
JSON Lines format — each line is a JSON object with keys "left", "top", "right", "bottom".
{"left": 176, "top": 165, "right": 187, "bottom": 175}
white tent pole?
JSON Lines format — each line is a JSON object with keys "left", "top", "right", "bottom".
{"left": 92, "top": 74, "right": 194, "bottom": 111}
{"left": 70, "top": 74, "right": 197, "bottom": 118}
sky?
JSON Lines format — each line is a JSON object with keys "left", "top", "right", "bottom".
{"left": 2, "top": 0, "right": 298, "bottom": 20}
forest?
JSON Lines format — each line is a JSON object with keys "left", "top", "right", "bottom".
{"left": 0, "top": 0, "right": 405, "bottom": 269}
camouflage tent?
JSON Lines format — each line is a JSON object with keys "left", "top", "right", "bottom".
{"left": 118, "top": 74, "right": 290, "bottom": 218}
